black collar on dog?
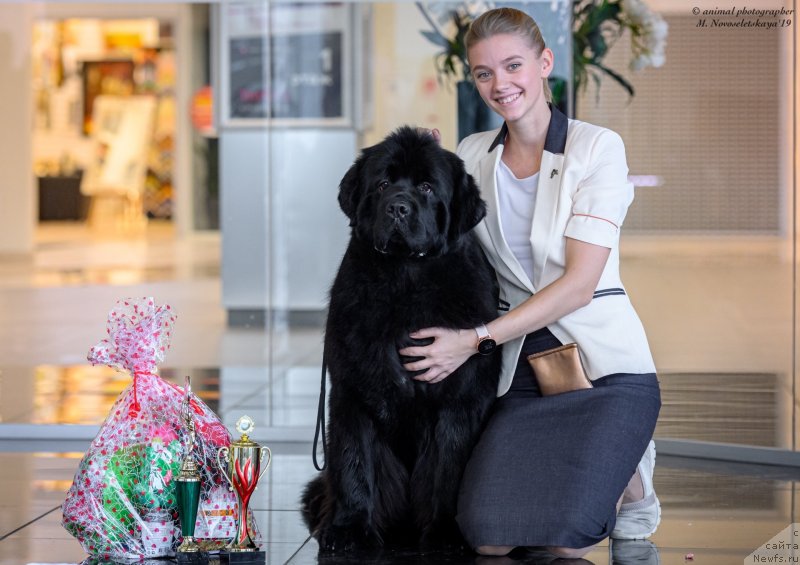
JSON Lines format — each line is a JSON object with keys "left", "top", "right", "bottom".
{"left": 487, "top": 101, "right": 568, "bottom": 156}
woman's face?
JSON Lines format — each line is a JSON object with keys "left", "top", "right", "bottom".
{"left": 467, "top": 33, "right": 553, "bottom": 124}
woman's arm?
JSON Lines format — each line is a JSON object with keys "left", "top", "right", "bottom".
{"left": 399, "top": 237, "right": 610, "bottom": 383}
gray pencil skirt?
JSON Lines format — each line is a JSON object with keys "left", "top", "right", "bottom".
{"left": 455, "top": 327, "right": 661, "bottom": 549}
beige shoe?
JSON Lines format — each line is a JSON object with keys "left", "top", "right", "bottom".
{"left": 611, "top": 539, "right": 661, "bottom": 564}
{"left": 611, "top": 440, "right": 660, "bottom": 540}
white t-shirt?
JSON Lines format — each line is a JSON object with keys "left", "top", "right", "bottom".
{"left": 496, "top": 159, "right": 539, "bottom": 284}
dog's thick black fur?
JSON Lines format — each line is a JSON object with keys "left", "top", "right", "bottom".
{"left": 301, "top": 127, "right": 501, "bottom": 552}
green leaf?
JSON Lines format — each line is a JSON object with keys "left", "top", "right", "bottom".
{"left": 592, "top": 74, "right": 603, "bottom": 106}
{"left": 594, "top": 61, "right": 635, "bottom": 96}
{"left": 588, "top": 1, "right": 621, "bottom": 28}
{"left": 548, "top": 76, "right": 568, "bottom": 106}
{"left": 420, "top": 30, "right": 449, "bottom": 48}
{"left": 586, "top": 27, "right": 608, "bottom": 59}
{"left": 575, "top": 1, "right": 622, "bottom": 39}
{"left": 417, "top": 7, "right": 473, "bottom": 85}
{"left": 574, "top": 0, "right": 597, "bottom": 19}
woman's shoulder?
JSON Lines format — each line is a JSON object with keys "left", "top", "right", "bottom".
{"left": 567, "top": 117, "right": 626, "bottom": 149}
{"left": 455, "top": 128, "right": 503, "bottom": 161}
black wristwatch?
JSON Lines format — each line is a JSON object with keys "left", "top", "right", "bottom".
{"left": 474, "top": 324, "right": 497, "bottom": 356}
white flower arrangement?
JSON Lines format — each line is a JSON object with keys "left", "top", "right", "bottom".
{"left": 573, "top": 0, "right": 669, "bottom": 103}
{"left": 621, "top": 0, "right": 668, "bottom": 71}
{"left": 417, "top": 0, "right": 669, "bottom": 109}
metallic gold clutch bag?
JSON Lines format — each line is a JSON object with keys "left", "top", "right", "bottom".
{"left": 526, "top": 343, "right": 593, "bottom": 396}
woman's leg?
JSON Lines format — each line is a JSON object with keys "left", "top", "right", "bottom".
{"left": 481, "top": 542, "right": 601, "bottom": 559}
{"left": 543, "top": 442, "right": 650, "bottom": 558}
{"left": 621, "top": 467, "right": 645, "bottom": 503}
{"left": 475, "top": 545, "right": 516, "bottom": 556}
{"left": 469, "top": 464, "right": 630, "bottom": 558}
{"left": 460, "top": 369, "right": 660, "bottom": 554}
{"left": 612, "top": 439, "right": 661, "bottom": 539}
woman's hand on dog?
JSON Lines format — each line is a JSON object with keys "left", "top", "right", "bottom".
{"left": 399, "top": 327, "right": 475, "bottom": 383}
{"left": 416, "top": 127, "right": 442, "bottom": 144}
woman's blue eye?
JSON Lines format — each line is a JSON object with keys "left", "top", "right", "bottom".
{"left": 509, "top": 63, "right": 521, "bottom": 71}
{"left": 475, "top": 71, "right": 490, "bottom": 80}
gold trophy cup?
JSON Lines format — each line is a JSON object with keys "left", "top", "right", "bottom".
{"left": 217, "top": 416, "right": 272, "bottom": 552}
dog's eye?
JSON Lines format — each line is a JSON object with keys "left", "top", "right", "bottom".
{"left": 419, "top": 182, "right": 432, "bottom": 194}
{"left": 377, "top": 181, "right": 389, "bottom": 192}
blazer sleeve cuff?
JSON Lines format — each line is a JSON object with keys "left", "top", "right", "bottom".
{"left": 564, "top": 213, "right": 620, "bottom": 248}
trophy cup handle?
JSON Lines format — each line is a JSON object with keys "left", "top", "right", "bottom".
{"left": 216, "top": 446, "right": 233, "bottom": 488}
{"left": 257, "top": 446, "right": 272, "bottom": 483}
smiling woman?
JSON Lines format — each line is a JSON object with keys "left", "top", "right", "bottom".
{"left": 400, "top": 6, "right": 662, "bottom": 560}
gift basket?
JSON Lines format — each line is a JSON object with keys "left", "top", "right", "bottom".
{"left": 61, "top": 298, "right": 258, "bottom": 562}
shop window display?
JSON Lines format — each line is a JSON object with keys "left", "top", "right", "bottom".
{"left": 32, "top": 18, "right": 176, "bottom": 223}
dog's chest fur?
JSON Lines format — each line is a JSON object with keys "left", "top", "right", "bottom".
{"left": 326, "top": 237, "right": 498, "bottom": 401}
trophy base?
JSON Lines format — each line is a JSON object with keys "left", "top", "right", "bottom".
{"left": 176, "top": 550, "right": 210, "bottom": 564}
{"left": 220, "top": 549, "right": 266, "bottom": 564}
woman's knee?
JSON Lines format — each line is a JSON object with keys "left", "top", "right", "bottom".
{"left": 546, "top": 545, "right": 593, "bottom": 559}
{"left": 475, "top": 545, "right": 515, "bottom": 556}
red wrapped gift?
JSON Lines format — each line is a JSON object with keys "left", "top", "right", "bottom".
{"left": 61, "top": 297, "right": 259, "bottom": 561}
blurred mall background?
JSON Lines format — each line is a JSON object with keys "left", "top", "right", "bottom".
{"left": 0, "top": 0, "right": 798, "bottom": 563}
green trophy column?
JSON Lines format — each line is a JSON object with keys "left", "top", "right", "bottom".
{"left": 176, "top": 376, "right": 204, "bottom": 556}
{"left": 176, "top": 475, "right": 201, "bottom": 541}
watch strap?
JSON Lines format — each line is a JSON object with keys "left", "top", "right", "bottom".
{"left": 474, "top": 324, "right": 490, "bottom": 341}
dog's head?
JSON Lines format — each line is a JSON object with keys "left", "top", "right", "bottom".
{"left": 338, "top": 127, "right": 486, "bottom": 258}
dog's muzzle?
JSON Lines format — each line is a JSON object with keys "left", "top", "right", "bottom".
{"left": 385, "top": 197, "right": 412, "bottom": 221}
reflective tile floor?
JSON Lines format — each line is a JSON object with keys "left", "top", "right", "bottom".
{"left": 2, "top": 225, "right": 800, "bottom": 563}
{"left": 1, "top": 449, "right": 800, "bottom": 565}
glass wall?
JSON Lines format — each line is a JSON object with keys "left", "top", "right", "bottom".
{"left": 214, "top": 0, "right": 798, "bottom": 454}
{"left": 214, "top": 1, "right": 573, "bottom": 437}
{"left": 577, "top": 5, "right": 794, "bottom": 451}
{"left": 0, "top": 0, "right": 796, "bottom": 459}
{"left": 0, "top": 3, "right": 224, "bottom": 436}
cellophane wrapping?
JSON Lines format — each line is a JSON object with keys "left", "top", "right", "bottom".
{"left": 61, "top": 297, "right": 260, "bottom": 562}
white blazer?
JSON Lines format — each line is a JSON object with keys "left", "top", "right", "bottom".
{"left": 457, "top": 102, "right": 657, "bottom": 396}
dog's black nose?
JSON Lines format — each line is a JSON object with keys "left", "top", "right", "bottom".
{"left": 386, "top": 200, "right": 410, "bottom": 219}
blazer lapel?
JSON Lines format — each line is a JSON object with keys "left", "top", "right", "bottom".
{"left": 476, "top": 102, "right": 570, "bottom": 294}
{"left": 477, "top": 130, "right": 536, "bottom": 294}
{"left": 530, "top": 104, "right": 569, "bottom": 289}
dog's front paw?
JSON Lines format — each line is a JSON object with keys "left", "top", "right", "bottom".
{"left": 317, "top": 523, "right": 382, "bottom": 553}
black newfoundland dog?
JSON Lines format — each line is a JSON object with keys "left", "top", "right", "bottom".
{"left": 301, "top": 127, "right": 501, "bottom": 552}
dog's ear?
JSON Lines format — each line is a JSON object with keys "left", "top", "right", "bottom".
{"left": 338, "top": 159, "right": 362, "bottom": 227}
{"left": 447, "top": 154, "right": 486, "bottom": 240}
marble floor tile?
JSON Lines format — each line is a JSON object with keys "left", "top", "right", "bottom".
{"left": 1, "top": 216, "right": 800, "bottom": 564}
{"left": 0, "top": 448, "right": 792, "bottom": 564}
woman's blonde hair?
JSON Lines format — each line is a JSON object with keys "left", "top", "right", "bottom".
{"left": 465, "top": 7, "right": 552, "bottom": 103}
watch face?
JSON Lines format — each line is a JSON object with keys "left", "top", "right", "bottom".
{"left": 478, "top": 338, "right": 497, "bottom": 355}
